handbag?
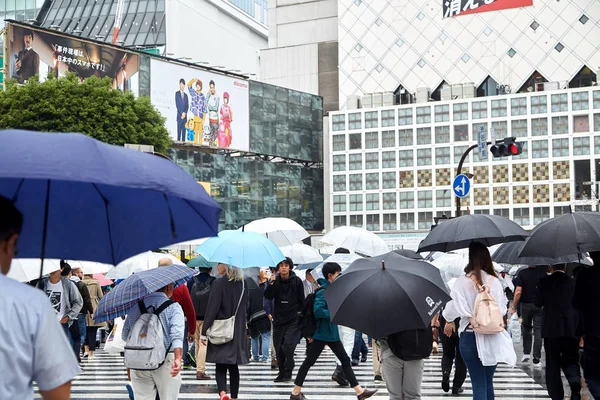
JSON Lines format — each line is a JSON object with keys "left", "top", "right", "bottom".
{"left": 207, "top": 280, "right": 245, "bottom": 345}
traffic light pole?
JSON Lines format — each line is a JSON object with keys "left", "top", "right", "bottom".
{"left": 455, "top": 141, "right": 492, "bottom": 217}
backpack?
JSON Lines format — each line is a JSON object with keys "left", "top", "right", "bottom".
{"left": 191, "top": 275, "right": 215, "bottom": 317}
{"left": 124, "top": 300, "right": 174, "bottom": 370}
{"left": 469, "top": 275, "right": 505, "bottom": 334}
{"left": 387, "top": 327, "right": 433, "bottom": 361}
{"left": 298, "top": 287, "right": 324, "bottom": 339}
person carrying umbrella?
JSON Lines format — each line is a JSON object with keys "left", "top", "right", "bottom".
{"left": 289, "top": 262, "right": 378, "bottom": 400}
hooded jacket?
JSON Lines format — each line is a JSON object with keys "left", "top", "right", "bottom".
{"left": 264, "top": 270, "right": 304, "bottom": 326}
{"left": 312, "top": 278, "right": 340, "bottom": 342}
{"left": 37, "top": 277, "right": 83, "bottom": 327}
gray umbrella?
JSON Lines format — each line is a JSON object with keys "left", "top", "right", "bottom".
{"left": 519, "top": 212, "right": 600, "bottom": 259}
{"left": 417, "top": 214, "right": 529, "bottom": 253}
{"left": 493, "top": 240, "right": 587, "bottom": 266}
{"left": 393, "top": 249, "right": 424, "bottom": 260}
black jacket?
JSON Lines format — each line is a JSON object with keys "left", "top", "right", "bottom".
{"left": 74, "top": 279, "right": 93, "bottom": 315}
{"left": 247, "top": 282, "right": 270, "bottom": 337}
{"left": 535, "top": 272, "right": 579, "bottom": 338}
{"left": 264, "top": 271, "right": 304, "bottom": 326}
{"left": 573, "top": 267, "right": 600, "bottom": 337}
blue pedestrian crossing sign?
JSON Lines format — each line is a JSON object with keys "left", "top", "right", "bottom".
{"left": 453, "top": 174, "right": 471, "bottom": 198}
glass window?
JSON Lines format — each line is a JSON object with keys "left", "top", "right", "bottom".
{"left": 417, "top": 127, "right": 431, "bottom": 145}
{"left": 333, "top": 155, "right": 346, "bottom": 171}
{"left": 418, "top": 211, "right": 433, "bottom": 230}
{"left": 532, "top": 140, "right": 549, "bottom": 158}
{"left": 533, "top": 207, "right": 551, "bottom": 225}
{"left": 366, "top": 173, "right": 379, "bottom": 190}
{"left": 365, "top": 132, "right": 378, "bottom": 149}
{"left": 333, "top": 195, "right": 346, "bottom": 212}
{"left": 511, "top": 97, "right": 527, "bottom": 116}
{"left": 416, "top": 106, "right": 431, "bottom": 124}
{"left": 417, "top": 149, "right": 432, "bottom": 166}
{"left": 366, "top": 193, "right": 379, "bottom": 211}
{"left": 334, "top": 215, "right": 346, "bottom": 227}
{"left": 595, "top": 113, "right": 600, "bottom": 132}
{"left": 595, "top": 136, "right": 600, "bottom": 154}
{"left": 552, "top": 116, "right": 569, "bottom": 135}
{"left": 349, "top": 174, "right": 362, "bottom": 191}
{"left": 435, "top": 147, "right": 450, "bottom": 165}
{"left": 382, "top": 151, "right": 396, "bottom": 168}
{"left": 472, "top": 101, "right": 487, "bottom": 119}
{"left": 494, "top": 209, "right": 510, "bottom": 218}
{"left": 531, "top": 118, "right": 548, "bottom": 136}
{"left": 551, "top": 93, "right": 568, "bottom": 112}
{"left": 332, "top": 135, "right": 345, "bottom": 151}
{"left": 572, "top": 92, "right": 589, "bottom": 111}
{"left": 418, "top": 191, "right": 433, "bottom": 208}
{"left": 573, "top": 136, "right": 590, "bottom": 156}
{"left": 365, "top": 152, "right": 379, "bottom": 169}
{"left": 474, "top": 209, "right": 490, "bottom": 215}
{"left": 531, "top": 95, "right": 547, "bottom": 114}
{"left": 382, "top": 172, "right": 396, "bottom": 189}
{"left": 348, "top": 153, "right": 362, "bottom": 170}
{"left": 399, "top": 150, "right": 413, "bottom": 167}
{"left": 453, "top": 103, "right": 468, "bottom": 120}
{"left": 348, "top": 112, "right": 362, "bottom": 130}
{"left": 366, "top": 214, "right": 380, "bottom": 231}
{"left": 398, "top": 108, "right": 413, "bottom": 126}
{"left": 435, "top": 126, "right": 450, "bottom": 143}
{"left": 400, "top": 212, "right": 415, "bottom": 230}
{"left": 554, "top": 206, "right": 571, "bottom": 216}
{"left": 511, "top": 119, "right": 528, "bottom": 138}
{"left": 332, "top": 114, "right": 346, "bottom": 131}
{"left": 398, "top": 129, "right": 413, "bottom": 147}
{"left": 513, "top": 208, "right": 530, "bottom": 226}
{"left": 553, "top": 138, "right": 569, "bottom": 157}
{"left": 349, "top": 215, "right": 363, "bottom": 228}
{"left": 333, "top": 175, "right": 346, "bottom": 192}
{"left": 454, "top": 145, "right": 468, "bottom": 164}
{"left": 454, "top": 124, "right": 468, "bottom": 142}
{"left": 349, "top": 133, "right": 362, "bottom": 149}
{"left": 435, "top": 104, "right": 450, "bottom": 122}
{"left": 399, "top": 192, "right": 414, "bottom": 209}
{"left": 382, "top": 131, "right": 395, "bottom": 147}
{"left": 594, "top": 91, "right": 600, "bottom": 109}
{"left": 383, "top": 213, "right": 397, "bottom": 231}
{"left": 574, "top": 115, "right": 589, "bottom": 133}
{"left": 365, "top": 111, "right": 378, "bottom": 129}
{"left": 492, "top": 121, "right": 507, "bottom": 138}
{"left": 491, "top": 99, "right": 507, "bottom": 117}
{"left": 383, "top": 192, "right": 396, "bottom": 210}
{"left": 382, "top": 109, "right": 396, "bottom": 127}
{"left": 436, "top": 189, "right": 451, "bottom": 207}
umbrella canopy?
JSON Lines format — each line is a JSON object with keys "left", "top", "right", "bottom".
{"left": 519, "top": 212, "right": 600, "bottom": 259}
{"left": 93, "top": 273, "right": 114, "bottom": 287}
{"left": 105, "top": 252, "right": 183, "bottom": 279}
{"left": 188, "top": 254, "right": 217, "bottom": 269}
{"left": 196, "top": 230, "right": 286, "bottom": 268}
{"left": 280, "top": 243, "right": 323, "bottom": 265}
{"left": 430, "top": 253, "right": 470, "bottom": 282}
{"left": 242, "top": 217, "right": 310, "bottom": 247}
{"left": 417, "top": 214, "right": 529, "bottom": 253}
{"left": 67, "top": 260, "right": 112, "bottom": 275}
{"left": 393, "top": 249, "right": 424, "bottom": 260}
{"left": 0, "top": 130, "right": 221, "bottom": 268}
{"left": 493, "top": 240, "right": 587, "bottom": 266}
{"left": 295, "top": 261, "right": 323, "bottom": 271}
{"left": 325, "top": 252, "right": 450, "bottom": 338}
{"left": 309, "top": 253, "right": 362, "bottom": 280}
{"left": 7, "top": 258, "right": 62, "bottom": 282}
{"left": 94, "top": 264, "right": 194, "bottom": 323}
{"left": 321, "top": 226, "right": 389, "bottom": 256}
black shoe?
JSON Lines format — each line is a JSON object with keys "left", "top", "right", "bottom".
{"left": 442, "top": 372, "right": 450, "bottom": 392}
{"left": 361, "top": 354, "right": 368, "bottom": 363}
{"left": 374, "top": 375, "right": 383, "bottom": 383}
{"left": 351, "top": 359, "right": 359, "bottom": 366}
{"left": 271, "top": 361, "right": 278, "bottom": 370}
{"left": 332, "top": 372, "right": 350, "bottom": 387}
{"left": 357, "top": 388, "right": 378, "bottom": 399}
{"left": 452, "top": 387, "right": 464, "bottom": 395}
{"left": 274, "top": 374, "right": 285, "bottom": 382}
{"left": 290, "top": 393, "right": 307, "bottom": 400}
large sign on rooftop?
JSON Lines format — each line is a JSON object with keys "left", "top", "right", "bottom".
{"left": 443, "top": 0, "right": 533, "bottom": 18}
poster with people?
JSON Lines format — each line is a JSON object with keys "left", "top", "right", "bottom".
{"left": 6, "top": 23, "right": 139, "bottom": 95}
{"left": 150, "top": 59, "right": 250, "bottom": 151}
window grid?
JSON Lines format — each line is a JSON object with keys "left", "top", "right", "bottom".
{"left": 416, "top": 106, "right": 431, "bottom": 124}
{"left": 365, "top": 152, "right": 379, "bottom": 170}
{"left": 398, "top": 108, "right": 413, "bottom": 126}
{"left": 382, "top": 172, "right": 396, "bottom": 189}
{"left": 333, "top": 175, "right": 346, "bottom": 192}
{"left": 454, "top": 124, "right": 469, "bottom": 142}
{"left": 435, "top": 147, "right": 450, "bottom": 165}
{"left": 400, "top": 212, "right": 415, "bottom": 230}
{"left": 531, "top": 140, "right": 549, "bottom": 158}
{"left": 491, "top": 99, "right": 507, "bottom": 117}
{"left": 348, "top": 153, "right": 362, "bottom": 170}
{"left": 472, "top": 101, "right": 487, "bottom": 119}
{"left": 511, "top": 97, "right": 527, "bottom": 116}
{"left": 349, "top": 215, "right": 363, "bottom": 228}
{"left": 399, "top": 192, "right": 414, "bottom": 209}
{"left": 349, "top": 133, "right": 362, "bottom": 149}
{"left": 436, "top": 189, "right": 451, "bottom": 207}
{"left": 435, "top": 126, "right": 450, "bottom": 143}
{"left": 552, "top": 138, "right": 569, "bottom": 157}
{"left": 417, "top": 149, "right": 432, "bottom": 166}
{"left": 594, "top": 91, "right": 600, "bottom": 109}
{"left": 365, "top": 111, "right": 378, "bottom": 129}
{"left": 533, "top": 207, "right": 551, "bottom": 225}
{"left": 382, "top": 151, "right": 396, "bottom": 169}
{"left": 531, "top": 118, "right": 548, "bottom": 136}
{"left": 573, "top": 115, "right": 589, "bottom": 133}
{"left": 398, "top": 129, "right": 413, "bottom": 147}
{"left": 453, "top": 103, "right": 468, "bottom": 121}
{"left": 573, "top": 136, "right": 590, "bottom": 156}
{"left": 349, "top": 194, "right": 363, "bottom": 211}
{"left": 511, "top": 119, "right": 528, "bottom": 138}
{"left": 417, "top": 127, "right": 432, "bottom": 145}
{"left": 348, "top": 112, "right": 362, "bottom": 130}
{"left": 513, "top": 208, "right": 530, "bottom": 226}
{"left": 366, "top": 193, "right": 380, "bottom": 211}
{"left": 531, "top": 95, "right": 547, "bottom": 114}
{"left": 366, "top": 214, "right": 380, "bottom": 231}
{"left": 383, "top": 192, "right": 396, "bottom": 210}
{"left": 418, "top": 191, "right": 433, "bottom": 208}
{"left": 366, "top": 173, "right": 379, "bottom": 190}
{"left": 332, "top": 154, "right": 346, "bottom": 171}
{"left": 399, "top": 150, "right": 413, "bottom": 167}
{"left": 382, "top": 109, "right": 396, "bottom": 127}
{"left": 349, "top": 174, "right": 362, "bottom": 191}
{"left": 552, "top": 116, "right": 569, "bottom": 135}
{"left": 435, "top": 104, "right": 450, "bottom": 122}
{"left": 382, "top": 131, "right": 395, "bottom": 147}
{"left": 418, "top": 211, "right": 433, "bottom": 230}
{"left": 332, "top": 135, "right": 345, "bottom": 151}
{"left": 572, "top": 92, "right": 589, "bottom": 111}
{"left": 492, "top": 121, "right": 507, "bottom": 138}
{"left": 551, "top": 93, "right": 568, "bottom": 112}
{"left": 383, "top": 213, "right": 397, "bottom": 231}
{"left": 333, "top": 195, "right": 346, "bottom": 212}
{"left": 332, "top": 114, "right": 346, "bottom": 131}
{"left": 365, "top": 132, "right": 378, "bottom": 149}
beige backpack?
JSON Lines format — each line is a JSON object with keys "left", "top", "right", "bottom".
{"left": 468, "top": 275, "right": 505, "bottom": 334}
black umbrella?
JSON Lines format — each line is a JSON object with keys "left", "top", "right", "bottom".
{"left": 393, "top": 249, "right": 424, "bottom": 260}
{"left": 324, "top": 252, "right": 451, "bottom": 339}
{"left": 519, "top": 212, "right": 600, "bottom": 259}
{"left": 417, "top": 214, "right": 529, "bottom": 253}
{"left": 493, "top": 240, "right": 587, "bottom": 266}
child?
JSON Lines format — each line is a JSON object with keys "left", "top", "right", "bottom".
{"left": 217, "top": 92, "right": 233, "bottom": 148}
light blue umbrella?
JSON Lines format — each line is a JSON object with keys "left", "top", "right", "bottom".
{"left": 195, "top": 230, "right": 285, "bottom": 268}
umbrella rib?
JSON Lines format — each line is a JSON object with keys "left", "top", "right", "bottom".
{"left": 39, "top": 179, "right": 51, "bottom": 281}
{"left": 92, "top": 183, "right": 117, "bottom": 266}
{"left": 163, "top": 193, "right": 177, "bottom": 238}
{"left": 10, "top": 178, "right": 25, "bottom": 203}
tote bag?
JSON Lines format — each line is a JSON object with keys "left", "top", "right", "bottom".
{"left": 207, "top": 280, "right": 245, "bottom": 345}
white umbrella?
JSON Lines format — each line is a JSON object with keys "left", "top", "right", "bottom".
{"left": 321, "top": 226, "right": 389, "bottom": 256}
{"left": 242, "top": 217, "right": 310, "bottom": 247}
{"left": 310, "top": 253, "right": 362, "bottom": 280}
{"left": 105, "top": 252, "right": 184, "bottom": 279}
{"left": 67, "top": 260, "right": 112, "bottom": 275}
{"left": 163, "top": 237, "right": 211, "bottom": 252}
{"left": 7, "top": 258, "right": 62, "bottom": 282}
{"left": 430, "top": 253, "right": 469, "bottom": 282}
{"left": 280, "top": 243, "right": 323, "bottom": 264}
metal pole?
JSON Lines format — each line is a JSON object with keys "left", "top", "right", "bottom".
{"left": 455, "top": 142, "right": 493, "bottom": 217}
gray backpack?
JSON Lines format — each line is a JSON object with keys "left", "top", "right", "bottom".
{"left": 124, "top": 300, "right": 174, "bottom": 370}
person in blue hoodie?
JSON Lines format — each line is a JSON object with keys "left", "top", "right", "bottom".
{"left": 289, "top": 262, "right": 378, "bottom": 400}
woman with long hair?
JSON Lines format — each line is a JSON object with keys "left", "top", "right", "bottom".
{"left": 201, "top": 264, "right": 248, "bottom": 400}
{"left": 442, "top": 242, "right": 516, "bottom": 400}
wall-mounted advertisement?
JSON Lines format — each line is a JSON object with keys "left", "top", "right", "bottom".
{"left": 443, "top": 0, "right": 533, "bottom": 18}
{"left": 150, "top": 59, "right": 250, "bottom": 151}
{"left": 6, "top": 23, "right": 139, "bottom": 94}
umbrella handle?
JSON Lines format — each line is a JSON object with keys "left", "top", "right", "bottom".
{"left": 381, "top": 260, "right": 385, "bottom": 270}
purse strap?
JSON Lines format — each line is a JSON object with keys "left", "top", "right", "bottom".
{"left": 232, "top": 279, "right": 245, "bottom": 318}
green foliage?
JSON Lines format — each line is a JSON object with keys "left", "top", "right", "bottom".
{"left": 0, "top": 73, "right": 171, "bottom": 153}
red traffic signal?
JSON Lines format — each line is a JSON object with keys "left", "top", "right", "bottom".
{"left": 491, "top": 137, "right": 523, "bottom": 158}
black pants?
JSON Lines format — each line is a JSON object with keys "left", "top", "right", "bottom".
{"left": 62, "top": 322, "right": 81, "bottom": 360}
{"left": 441, "top": 329, "right": 467, "bottom": 389}
{"left": 544, "top": 337, "right": 581, "bottom": 400}
{"left": 273, "top": 320, "right": 300, "bottom": 375}
{"left": 521, "top": 303, "right": 543, "bottom": 360}
{"left": 583, "top": 336, "right": 600, "bottom": 399}
{"left": 216, "top": 363, "right": 240, "bottom": 398}
{"left": 86, "top": 326, "right": 99, "bottom": 351}
{"left": 295, "top": 339, "right": 359, "bottom": 388}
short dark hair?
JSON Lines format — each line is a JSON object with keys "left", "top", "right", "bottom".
{"left": 322, "top": 262, "right": 341, "bottom": 280}
{"left": 209, "top": 80, "right": 215, "bottom": 87}
{"left": 0, "top": 195, "right": 23, "bottom": 241}
{"left": 60, "top": 260, "right": 72, "bottom": 277}
{"left": 23, "top": 30, "right": 34, "bottom": 39}
{"left": 334, "top": 247, "right": 350, "bottom": 254}
{"left": 179, "top": 78, "right": 185, "bottom": 85}
{"left": 305, "top": 268, "right": 314, "bottom": 274}
{"left": 277, "top": 257, "right": 293, "bottom": 270}
{"left": 551, "top": 263, "right": 567, "bottom": 271}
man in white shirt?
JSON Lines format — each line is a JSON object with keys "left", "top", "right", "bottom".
{"left": 0, "top": 195, "right": 80, "bottom": 399}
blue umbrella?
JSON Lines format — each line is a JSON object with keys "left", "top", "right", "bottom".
{"left": 195, "top": 230, "right": 285, "bottom": 268}
{"left": 94, "top": 264, "right": 194, "bottom": 323}
{"left": 188, "top": 254, "right": 217, "bottom": 269}
{"left": 0, "top": 130, "right": 221, "bottom": 272}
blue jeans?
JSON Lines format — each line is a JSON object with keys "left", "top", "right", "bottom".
{"left": 460, "top": 331, "right": 496, "bottom": 400}
{"left": 352, "top": 331, "right": 368, "bottom": 361}
{"left": 251, "top": 331, "right": 271, "bottom": 361}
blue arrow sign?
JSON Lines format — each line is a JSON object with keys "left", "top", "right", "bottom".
{"left": 453, "top": 174, "right": 471, "bottom": 198}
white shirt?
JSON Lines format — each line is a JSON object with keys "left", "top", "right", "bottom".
{"left": 303, "top": 279, "right": 315, "bottom": 298}
{"left": 0, "top": 273, "right": 80, "bottom": 398}
{"left": 443, "top": 272, "right": 516, "bottom": 367}
{"left": 45, "top": 280, "right": 67, "bottom": 321}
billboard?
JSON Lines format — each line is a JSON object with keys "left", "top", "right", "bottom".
{"left": 150, "top": 59, "right": 250, "bottom": 151}
{"left": 6, "top": 23, "right": 139, "bottom": 94}
{"left": 443, "top": 0, "right": 533, "bottom": 18}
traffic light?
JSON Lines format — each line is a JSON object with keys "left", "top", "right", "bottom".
{"left": 490, "top": 137, "right": 523, "bottom": 158}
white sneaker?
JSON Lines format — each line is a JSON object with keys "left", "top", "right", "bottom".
{"left": 533, "top": 360, "right": 542, "bottom": 368}
{"left": 82, "top": 352, "right": 89, "bottom": 358}
{"left": 88, "top": 355, "right": 95, "bottom": 361}
{"left": 521, "top": 355, "right": 530, "bottom": 362}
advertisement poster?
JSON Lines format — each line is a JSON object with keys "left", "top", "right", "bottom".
{"left": 150, "top": 59, "right": 250, "bottom": 151}
{"left": 443, "top": 0, "right": 533, "bottom": 18}
{"left": 7, "top": 23, "right": 139, "bottom": 95}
